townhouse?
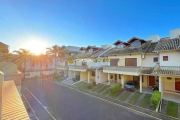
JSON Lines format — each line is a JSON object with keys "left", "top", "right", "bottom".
{"left": 68, "top": 45, "right": 112, "bottom": 83}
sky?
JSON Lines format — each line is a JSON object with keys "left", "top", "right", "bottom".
{"left": 0, "top": 0, "right": 180, "bottom": 54}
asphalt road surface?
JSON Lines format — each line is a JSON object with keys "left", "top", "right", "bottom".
{"left": 22, "top": 80, "right": 157, "bottom": 120}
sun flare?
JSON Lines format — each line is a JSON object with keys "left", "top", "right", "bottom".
{"left": 22, "top": 38, "right": 48, "bottom": 55}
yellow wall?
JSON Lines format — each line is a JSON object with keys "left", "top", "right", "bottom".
{"left": 80, "top": 71, "right": 88, "bottom": 81}
{"left": 162, "top": 76, "right": 180, "bottom": 92}
{"left": 76, "top": 61, "right": 82, "bottom": 66}
{"left": 89, "top": 71, "right": 95, "bottom": 80}
{"left": 108, "top": 54, "right": 142, "bottom": 66}
{"left": 142, "top": 75, "right": 148, "bottom": 87}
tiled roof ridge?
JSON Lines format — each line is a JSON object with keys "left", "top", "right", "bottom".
{"left": 143, "top": 40, "right": 153, "bottom": 54}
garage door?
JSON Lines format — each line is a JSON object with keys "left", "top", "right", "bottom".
{"left": 125, "top": 58, "right": 137, "bottom": 66}
{"left": 175, "top": 78, "right": 180, "bottom": 91}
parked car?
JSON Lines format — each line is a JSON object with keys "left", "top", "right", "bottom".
{"left": 125, "top": 81, "right": 139, "bottom": 91}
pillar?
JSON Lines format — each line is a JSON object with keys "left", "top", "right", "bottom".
{"left": 121, "top": 74, "right": 124, "bottom": 88}
{"left": 0, "top": 72, "right": 4, "bottom": 119}
{"left": 140, "top": 75, "right": 142, "bottom": 93}
{"left": 159, "top": 76, "right": 162, "bottom": 93}
{"left": 88, "top": 71, "right": 90, "bottom": 83}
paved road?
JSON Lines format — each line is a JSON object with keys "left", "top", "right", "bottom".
{"left": 22, "top": 80, "right": 156, "bottom": 120}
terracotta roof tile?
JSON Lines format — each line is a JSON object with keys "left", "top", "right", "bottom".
{"left": 2, "top": 81, "right": 30, "bottom": 120}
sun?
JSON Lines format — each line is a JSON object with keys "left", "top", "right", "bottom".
{"left": 23, "top": 39, "right": 48, "bottom": 55}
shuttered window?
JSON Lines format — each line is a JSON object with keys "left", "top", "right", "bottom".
{"left": 125, "top": 58, "right": 137, "bottom": 66}
{"left": 110, "top": 59, "right": 119, "bottom": 66}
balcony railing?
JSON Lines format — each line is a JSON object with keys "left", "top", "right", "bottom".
{"left": 69, "top": 65, "right": 88, "bottom": 69}
{"left": 103, "top": 66, "right": 141, "bottom": 73}
{"left": 56, "top": 65, "right": 69, "bottom": 70}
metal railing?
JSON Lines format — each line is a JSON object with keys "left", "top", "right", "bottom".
{"left": 69, "top": 65, "right": 88, "bottom": 69}
{"left": 103, "top": 66, "right": 141, "bottom": 73}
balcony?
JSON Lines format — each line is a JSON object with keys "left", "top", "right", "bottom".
{"left": 56, "top": 65, "right": 69, "bottom": 70}
{"left": 69, "top": 65, "right": 88, "bottom": 71}
{"left": 103, "top": 66, "right": 142, "bottom": 75}
{"left": 88, "top": 62, "right": 110, "bottom": 67}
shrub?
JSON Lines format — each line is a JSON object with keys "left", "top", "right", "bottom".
{"left": 92, "top": 81, "right": 96, "bottom": 86}
{"left": 150, "top": 90, "right": 161, "bottom": 109}
{"left": 87, "top": 84, "right": 93, "bottom": 89}
{"left": 109, "top": 84, "right": 122, "bottom": 93}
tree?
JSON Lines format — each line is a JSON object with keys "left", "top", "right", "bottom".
{"left": 30, "top": 53, "right": 53, "bottom": 77}
{"left": 12, "top": 48, "right": 32, "bottom": 79}
{"left": 46, "top": 45, "right": 69, "bottom": 74}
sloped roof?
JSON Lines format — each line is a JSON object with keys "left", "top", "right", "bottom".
{"left": 106, "top": 41, "right": 151, "bottom": 55}
{"left": 66, "top": 46, "right": 81, "bottom": 52}
{"left": 154, "top": 38, "right": 180, "bottom": 52}
{"left": 90, "top": 48, "right": 104, "bottom": 58}
{"left": 145, "top": 42, "right": 158, "bottom": 53}
{"left": 152, "top": 65, "right": 180, "bottom": 76}
{"left": 2, "top": 81, "right": 30, "bottom": 120}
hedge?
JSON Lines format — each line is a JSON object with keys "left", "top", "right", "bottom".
{"left": 109, "top": 84, "right": 122, "bottom": 93}
{"left": 150, "top": 90, "right": 161, "bottom": 109}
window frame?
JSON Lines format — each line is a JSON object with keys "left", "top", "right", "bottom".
{"left": 163, "top": 56, "right": 168, "bottom": 61}
{"left": 153, "top": 57, "right": 159, "bottom": 63}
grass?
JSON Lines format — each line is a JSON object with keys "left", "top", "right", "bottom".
{"left": 139, "top": 94, "right": 152, "bottom": 108}
{"left": 166, "top": 101, "right": 178, "bottom": 118}
{"left": 128, "top": 92, "right": 142, "bottom": 105}
{"left": 109, "top": 91, "right": 122, "bottom": 99}
{"left": 102, "top": 89, "right": 110, "bottom": 96}
{"left": 119, "top": 91, "right": 131, "bottom": 101}
{"left": 73, "top": 82, "right": 84, "bottom": 87}
{"left": 73, "top": 82, "right": 87, "bottom": 88}
{"left": 91, "top": 84, "right": 104, "bottom": 92}
{"left": 96, "top": 86, "right": 110, "bottom": 94}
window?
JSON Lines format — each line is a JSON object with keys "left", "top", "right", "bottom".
{"left": 163, "top": 56, "right": 168, "bottom": 61}
{"left": 82, "top": 62, "right": 87, "bottom": 66}
{"left": 125, "top": 58, "right": 137, "bottom": 66}
{"left": 117, "top": 44, "right": 124, "bottom": 48}
{"left": 153, "top": 57, "right": 158, "bottom": 62}
{"left": 131, "top": 40, "right": 141, "bottom": 47}
{"left": 92, "top": 71, "right": 95, "bottom": 76}
{"left": 119, "top": 74, "right": 121, "bottom": 79}
{"left": 110, "top": 59, "right": 119, "bottom": 66}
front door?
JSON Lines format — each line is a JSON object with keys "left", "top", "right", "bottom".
{"left": 175, "top": 78, "right": 180, "bottom": 91}
{"left": 115, "top": 74, "right": 117, "bottom": 82}
{"left": 149, "top": 76, "right": 155, "bottom": 86}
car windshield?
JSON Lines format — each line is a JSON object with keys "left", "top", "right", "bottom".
{"left": 127, "top": 82, "right": 133, "bottom": 85}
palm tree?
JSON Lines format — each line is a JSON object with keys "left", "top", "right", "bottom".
{"left": 12, "top": 48, "right": 33, "bottom": 79}
{"left": 30, "top": 54, "right": 53, "bottom": 77}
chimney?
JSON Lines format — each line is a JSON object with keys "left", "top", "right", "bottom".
{"left": 170, "top": 28, "right": 180, "bottom": 39}
{"left": 148, "top": 35, "right": 160, "bottom": 42}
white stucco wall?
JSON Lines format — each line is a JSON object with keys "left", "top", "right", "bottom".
{"left": 159, "top": 51, "right": 180, "bottom": 66}
{"left": 68, "top": 70, "right": 74, "bottom": 78}
{"left": 142, "top": 54, "right": 159, "bottom": 67}
{"left": 98, "top": 71, "right": 108, "bottom": 83}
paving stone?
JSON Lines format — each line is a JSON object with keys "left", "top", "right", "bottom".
{"left": 161, "top": 99, "right": 168, "bottom": 114}
{"left": 135, "top": 93, "right": 145, "bottom": 106}
{"left": 125, "top": 92, "right": 135, "bottom": 103}
{"left": 115, "top": 90, "right": 126, "bottom": 100}
{"left": 178, "top": 103, "right": 180, "bottom": 118}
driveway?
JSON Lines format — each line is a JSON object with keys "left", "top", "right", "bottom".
{"left": 22, "top": 80, "right": 156, "bottom": 120}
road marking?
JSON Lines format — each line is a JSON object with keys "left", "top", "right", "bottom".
{"left": 24, "top": 87, "right": 57, "bottom": 120}
{"left": 49, "top": 81, "right": 162, "bottom": 120}
{"left": 22, "top": 94, "right": 40, "bottom": 120}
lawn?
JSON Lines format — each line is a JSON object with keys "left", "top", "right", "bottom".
{"left": 166, "top": 101, "right": 178, "bottom": 118}
{"left": 73, "top": 82, "right": 84, "bottom": 87}
{"left": 102, "top": 89, "right": 110, "bottom": 96}
{"left": 128, "top": 92, "right": 142, "bottom": 105}
{"left": 139, "top": 94, "right": 152, "bottom": 108}
{"left": 96, "top": 86, "right": 110, "bottom": 94}
{"left": 73, "top": 82, "right": 87, "bottom": 88}
{"left": 91, "top": 84, "right": 104, "bottom": 92}
{"left": 109, "top": 91, "right": 122, "bottom": 99}
{"left": 119, "top": 91, "right": 131, "bottom": 101}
